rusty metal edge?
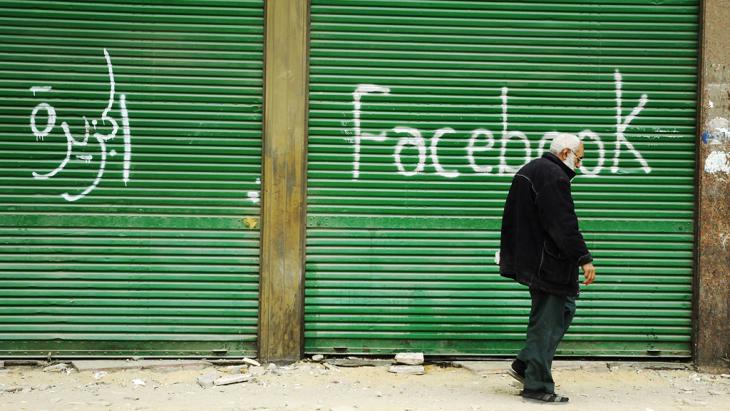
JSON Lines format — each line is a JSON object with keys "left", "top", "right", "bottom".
{"left": 691, "top": 0, "right": 706, "bottom": 366}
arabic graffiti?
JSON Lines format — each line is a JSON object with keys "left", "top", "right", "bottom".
{"left": 29, "top": 48, "right": 132, "bottom": 202}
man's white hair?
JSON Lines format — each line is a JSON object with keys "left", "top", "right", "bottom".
{"left": 549, "top": 133, "right": 581, "bottom": 155}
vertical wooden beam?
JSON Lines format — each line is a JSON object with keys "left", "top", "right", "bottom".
{"left": 695, "top": 0, "right": 730, "bottom": 371}
{"left": 259, "top": 0, "right": 309, "bottom": 363}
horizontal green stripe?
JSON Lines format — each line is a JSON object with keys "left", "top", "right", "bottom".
{"left": 308, "top": 216, "right": 692, "bottom": 231}
{"left": 0, "top": 339, "right": 256, "bottom": 357}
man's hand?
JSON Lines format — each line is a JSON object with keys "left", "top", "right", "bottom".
{"left": 582, "top": 263, "right": 596, "bottom": 285}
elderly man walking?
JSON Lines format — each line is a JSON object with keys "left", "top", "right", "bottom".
{"left": 499, "top": 134, "right": 597, "bottom": 403}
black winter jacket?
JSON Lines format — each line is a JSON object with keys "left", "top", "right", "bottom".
{"left": 499, "top": 153, "right": 593, "bottom": 297}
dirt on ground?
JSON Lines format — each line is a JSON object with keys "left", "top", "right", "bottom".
{"left": 0, "top": 359, "right": 728, "bottom": 411}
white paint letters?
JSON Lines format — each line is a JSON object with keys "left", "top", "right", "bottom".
{"left": 499, "top": 87, "right": 531, "bottom": 175}
{"left": 393, "top": 126, "right": 427, "bottom": 177}
{"left": 349, "top": 70, "right": 652, "bottom": 180}
{"left": 431, "top": 127, "right": 460, "bottom": 178}
{"left": 466, "top": 129, "right": 495, "bottom": 174}
{"left": 29, "top": 49, "right": 132, "bottom": 201}
{"left": 352, "top": 84, "right": 390, "bottom": 180}
{"left": 612, "top": 69, "right": 651, "bottom": 174}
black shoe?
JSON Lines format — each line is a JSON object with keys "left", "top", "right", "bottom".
{"left": 521, "top": 389, "right": 569, "bottom": 403}
{"left": 508, "top": 359, "right": 526, "bottom": 383}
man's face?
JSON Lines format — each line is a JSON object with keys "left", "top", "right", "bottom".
{"left": 559, "top": 143, "right": 584, "bottom": 170}
{"left": 574, "top": 143, "right": 585, "bottom": 167}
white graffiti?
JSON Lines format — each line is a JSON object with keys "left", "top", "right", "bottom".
{"left": 350, "top": 70, "right": 652, "bottom": 180}
{"left": 612, "top": 69, "right": 651, "bottom": 174}
{"left": 247, "top": 178, "right": 261, "bottom": 205}
{"left": 431, "top": 127, "right": 460, "bottom": 178}
{"left": 466, "top": 129, "right": 495, "bottom": 174}
{"left": 352, "top": 84, "right": 390, "bottom": 180}
{"left": 29, "top": 49, "right": 131, "bottom": 202}
{"left": 393, "top": 126, "right": 426, "bottom": 176}
{"left": 704, "top": 151, "right": 730, "bottom": 174}
{"left": 499, "top": 86, "right": 531, "bottom": 175}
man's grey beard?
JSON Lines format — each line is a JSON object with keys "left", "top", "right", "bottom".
{"left": 563, "top": 152, "right": 576, "bottom": 171}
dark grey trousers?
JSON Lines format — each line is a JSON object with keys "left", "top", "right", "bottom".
{"left": 516, "top": 288, "right": 576, "bottom": 393}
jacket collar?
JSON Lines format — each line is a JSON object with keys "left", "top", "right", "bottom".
{"left": 542, "top": 152, "right": 576, "bottom": 180}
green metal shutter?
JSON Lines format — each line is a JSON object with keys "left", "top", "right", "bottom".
{"left": 306, "top": 0, "right": 698, "bottom": 357}
{"left": 0, "top": 0, "right": 263, "bottom": 356}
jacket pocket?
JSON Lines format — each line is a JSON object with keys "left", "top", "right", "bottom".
{"left": 538, "top": 241, "right": 574, "bottom": 286}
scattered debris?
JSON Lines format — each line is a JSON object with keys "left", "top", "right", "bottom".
{"left": 214, "top": 374, "right": 252, "bottom": 386}
{"left": 388, "top": 365, "right": 425, "bottom": 375}
{"left": 326, "top": 358, "right": 392, "bottom": 367}
{"left": 721, "top": 374, "right": 730, "bottom": 379}
{"left": 132, "top": 379, "right": 146, "bottom": 387}
{"left": 709, "top": 389, "right": 726, "bottom": 395}
{"left": 243, "top": 358, "right": 261, "bottom": 367}
{"left": 42, "top": 363, "right": 70, "bottom": 373}
{"left": 249, "top": 366, "right": 266, "bottom": 376}
{"left": 395, "top": 353, "right": 424, "bottom": 366}
{"left": 689, "top": 373, "right": 702, "bottom": 383}
{"left": 72, "top": 360, "right": 209, "bottom": 372}
{"left": 93, "top": 371, "right": 108, "bottom": 380}
{"left": 266, "top": 363, "right": 282, "bottom": 375}
{"left": 197, "top": 373, "right": 221, "bottom": 388}
{"left": 312, "top": 354, "right": 325, "bottom": 363}
{"left": 3, "top": 386, "right": 23, "bottom": 393}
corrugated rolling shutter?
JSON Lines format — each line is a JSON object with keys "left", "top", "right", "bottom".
{"left": 0, "top": 0, "right": 263, "bottom": 356}
{"left": 306, "top": 0, "right": 698, "bottom": 356}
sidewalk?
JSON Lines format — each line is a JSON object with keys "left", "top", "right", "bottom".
{"left": 0, "top": 359, "right": 727, "bottom": 410}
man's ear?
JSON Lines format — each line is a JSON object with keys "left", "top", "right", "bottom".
{"left": 557, "top": 148, "right": 570, "bottom": 161}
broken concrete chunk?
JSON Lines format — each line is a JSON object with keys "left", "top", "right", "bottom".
{"left": 224, "top": 365, "right": 248, "bottom": 374}
{"left": 214, "top": 374, "right": 252, "bottom": 386}
{"left": 395, "top": 352, "right": 424, "bottom": 366}
{"left": 197, "top": 373, "right": 220, "bottom": 388}
{"left": 93, "top": 371, "right": 108, "bottom": 380}
{"left": 312, "top": 354, "right": 325, "bottom": 362}
{"left": 42, "top": 363, "right": 70, "bottom": 373}
{"left": 131, "top": 379, "right": 146, "bottom": 387}
{"left": 388, "top": 365, "right": 425, "bottom": 375}
{"left": 243, "top": 358, "right": 261, "bottom": 367}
